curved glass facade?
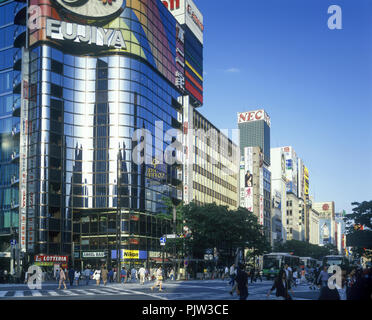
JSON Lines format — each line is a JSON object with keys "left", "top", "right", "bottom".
{"left": 0, "top": 0, "right": 20, "bottom": 239}
{"left": 28, "top": 44, "right": 182, "bottom": 255}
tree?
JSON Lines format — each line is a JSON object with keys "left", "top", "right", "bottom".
{"left": 273, "top": 240, "right": 335, "bottom": 260}
{"left": 180, "top": 203, "right": 271, "bottom": 266}
{"left": 344, "top": 201, "right": 372, "bottom": 259}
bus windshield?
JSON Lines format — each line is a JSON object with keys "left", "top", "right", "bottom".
{"left": 325, "top": 258, "right": 343, "bottom": 266}
{"left": 263, "top": 256, "right": 280, "bottom": 269}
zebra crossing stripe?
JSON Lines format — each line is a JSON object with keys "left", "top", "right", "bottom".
{"left": 14, "top": 291, "right": 24, "bottom": 297}
{"left": 0, "top": 291, "right": 7, "bottom": 297}
{"left": 63, "top": 290, "right": 79, "bottom": 295}
{"left": 73, "top": 290, "right": 95, "bottom": 295}
{"left": 31, "top": 291, "right": 43, "bottom": 297}
{"left": 47, "top": 291, "right": 60, "bottom": 296}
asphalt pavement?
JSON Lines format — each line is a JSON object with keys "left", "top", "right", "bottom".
{"left": 0, "top": 279, "right": 327, "bottom": 300}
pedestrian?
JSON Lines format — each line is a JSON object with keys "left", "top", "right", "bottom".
{"left": 108, "top": 268, "right": 114, "bottom": 283}
{"left": 169, "top": 268, "right": 175, "bottom": 281}
{"left": 267, "top": 269, "right": 294, "bottom": 300}
{"left": 151, "top": 266, "right": 164, "bottom": 292}
{"left": 101, "top": 265, "right": 108, "bottom": 286}
{"left": 120, "top": 267, "right": 127, "bottom": 284}
{"left": 300, "top": 268, "right": 306, "bottom": 284}
{"left": 229, "top": 264, "right": 236, "bottom": 286}
{"left": 68, "top": 267, "right": 74, "bottom": 287}
{"left": 74, "top": 270, "right": 81, "bottom": 286}
{"left": 55, "top": 267, "right": 60, "bottom": 283}
{"left": 24, "top": 268, "right": 29, "bottom": 284}
{"left": 293, "top": 269, "right": 298, "bottom": 287}
{"left": 139, "top": 266, "right": 146, "bottom": 285}
{"left": 58, "top": 268, "right": 67, "bottom": 290}
{"left": 131, "top": 267, "right": 138, "bottom": 282}
{"left": 83, "top": 266, "right": 91, "bottom": 286}
{"left": 93, "top": 268, "right": 101, "bottom": 286}
{"left": 318, "top": 285, "right": 340, "bottom": 300}
{"left": 317, "top": 265, "right": 330, "bottom": 288}
{"left": 235, "top": 263, "right": 249, "bottom": 300}
{"left": 113, "top": 268, "right": 117, "bottom": 282}
{"left": 224, "top": 266, "right": 229, "bottom": 280}
{"left": 250, "top": 266, "right": 255, "bottom": 283}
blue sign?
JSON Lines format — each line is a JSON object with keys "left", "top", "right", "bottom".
{"left": 10, "top": 240, "right": 16, "bottom": 246}
{"left": 160, "top": 237, "right": 166, "bottom": 244}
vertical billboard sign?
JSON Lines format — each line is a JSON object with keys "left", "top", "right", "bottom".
{"left": 19, "top": 48, "right": 29, "bottom": 253}
{"left": 175, "top": 23, "right": 185, "bottom": 91}
{"left": 244, "top": 147, "right": 254, "bottom": 213}
{"left": 259, "top": 166, "right": 264, "bottom": 226}
{"left": 182, "top": 96, "right": 193, "bottom": 204}
{"left": 26, "top": 51, "right": 38, "bottom": 252}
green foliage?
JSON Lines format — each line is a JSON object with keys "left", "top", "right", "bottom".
{"left": 344, "top": 201, "right": 372, "bottom": 259}
{"left": 273, "top": 240, "right": 337, "bottom": 259}
{"left": 180, "top": 203, "right": 271, "bottom": 265}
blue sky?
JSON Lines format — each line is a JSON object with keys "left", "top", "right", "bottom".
{"left": 194, "top": 0, "right": 372, "bottom": 213}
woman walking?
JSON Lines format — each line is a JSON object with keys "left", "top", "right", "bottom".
{"left": 93, "top": 267, "right": 101, "bottom": 286}
{"left": 101, "top": 265, "right": 108, "bottom": 286}
{"left": 151, "top": 266, "right": 164, "bottom": 292}
{"left": 74, "top": 270, "right": 81, "bottom": 286}
{"left": 58, "top": 267, "right": 67, "bottom": 290}
{"left": 267, "top": 269, "right": 294, "bottom": 300}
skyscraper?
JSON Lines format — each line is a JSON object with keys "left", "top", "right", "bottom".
{"left": 238, "top": 109, "right": 271, "bottom": 242}
{"left": 0, "top": 0, "right": 24, "bottom": 273}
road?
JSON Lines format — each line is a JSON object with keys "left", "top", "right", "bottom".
{"left": 0, "top": 279, "right": 331, "bottom": 300}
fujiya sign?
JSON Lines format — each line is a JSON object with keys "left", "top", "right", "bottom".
{"left": 52, "top": 0, "right": 124, "bottom": 19}
{"left": 237, "top": 110, "right": 271, "bottom": 127}
{"left": 46, "top": 18, "right": 126, "bottom": 49}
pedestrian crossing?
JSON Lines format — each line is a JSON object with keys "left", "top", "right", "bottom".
{"left": 0, "top": 280, "right": 320, "bottom": 300}
{"left": 0, "top": 286, "right": 134, "bottom": 299}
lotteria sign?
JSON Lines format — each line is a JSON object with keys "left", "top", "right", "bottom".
{"left": 238, "top": 110, "right": 271, "bottom": 127}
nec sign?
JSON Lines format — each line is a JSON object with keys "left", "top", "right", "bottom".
{"left": 237, "top": 110, "right": 271, "bottom": 127}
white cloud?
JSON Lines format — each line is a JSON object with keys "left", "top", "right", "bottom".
{"left": 225, "top": 68, "right": 240, "bottom": 73}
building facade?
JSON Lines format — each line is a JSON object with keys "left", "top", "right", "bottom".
{"left": 238, "top": 110, "right": 271, "bottom": 242}
{"left": 0, "top": 0, "right": 24, "bottom": 271}
{"left": 183, "top": 104, "right": 239, "bottom": 209}
{"left": 309, "top": 206, "right": 319, "bottom": 245}
{"left": 0, "top": 0, "right": 241, "bottom": 272}
{"left": 270, "top": 147, "right": 287, "bottom": 243}
{"left": 5, "top": 0, "right": 197, "bottom": 270}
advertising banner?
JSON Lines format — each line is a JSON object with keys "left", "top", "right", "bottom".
{"left": 19, "top": 48, "right": 29, "bottom": 253}
{"left": 237, "top": 110, "right": 271, "bottom": 127}
{"left": 30, "top": 0, "right": 183, "bottom": 88}
{"left": 34, "top": 255, "right": 68, "bottom": 267}
{"left": 243, "top": 147, "right": 254, "bottom": 213}
{"left": 259, "top": 167, "right": 264, "bottom": 226}
{"left": 162, "top": 0, "right": 204, "bottom": 45}
{"left": 319, "top": 219, "right": 332, "bottom": 245}
{"left": 111, "top": 250, "right": 148, "bottom": 260}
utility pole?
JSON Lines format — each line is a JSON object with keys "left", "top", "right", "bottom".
{"left": 116, "top": 149, "right": 122, "bottom": 283}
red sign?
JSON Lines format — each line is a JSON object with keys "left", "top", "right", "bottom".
{"left": 238, "top": 110, "right": 271, "bottom": 127}
{"left": 35, "top": 255, "right": 68, "bottom": 263}
{"left": 162, "top": 0, "right": 180, "bottom": 10}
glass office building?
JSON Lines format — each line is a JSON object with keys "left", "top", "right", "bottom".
{"left": 14, "top": 0, "right": 187, "bottom": 267}
{"left": 0, "top": 0, "right": 23, "bottom": 270}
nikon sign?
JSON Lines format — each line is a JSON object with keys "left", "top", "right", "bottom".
{"left": 46, "top": 19, "right": 126, "bottom": 49}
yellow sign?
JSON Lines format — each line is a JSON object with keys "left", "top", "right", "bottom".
{"left": 122, "top": 250, "right": 139, "bottom": 260}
